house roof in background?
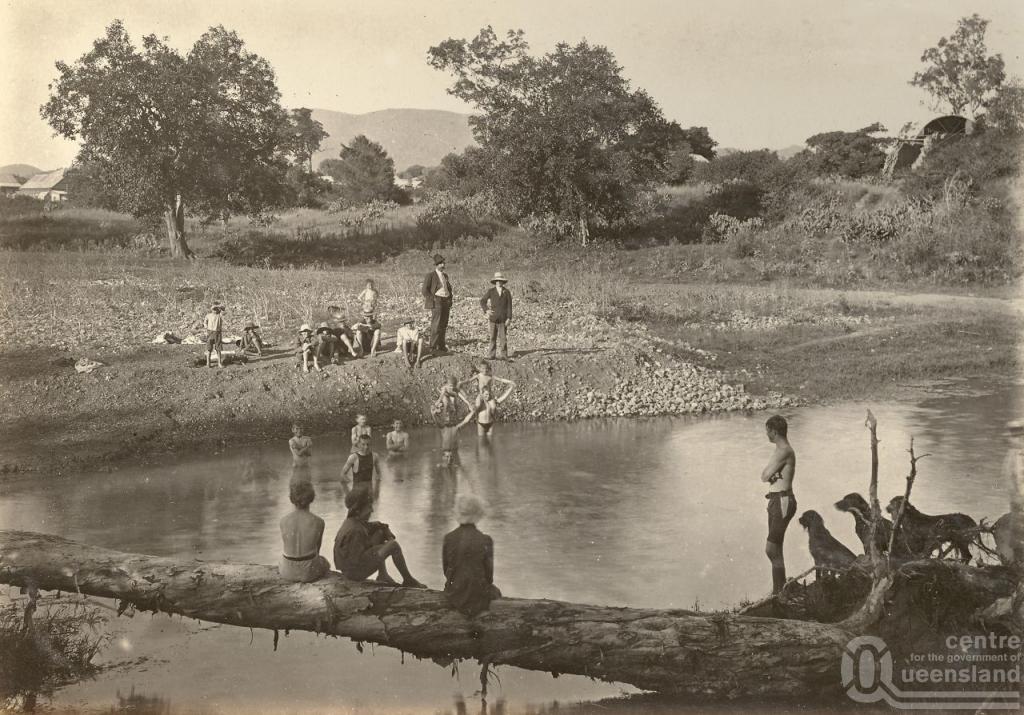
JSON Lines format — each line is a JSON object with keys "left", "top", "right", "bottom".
{"left": 18, "top": 168, "right": 66, "bottom": 190}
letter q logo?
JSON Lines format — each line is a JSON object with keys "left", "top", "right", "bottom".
{"left": 841, "top": 635, "right": 892, "bottom": 703}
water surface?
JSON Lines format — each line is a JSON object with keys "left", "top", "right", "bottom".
{"left": 0, "top": 378, "right": 1017, "bottom": 713}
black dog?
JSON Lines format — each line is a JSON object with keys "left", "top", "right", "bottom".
{"left": 834, "top": 492, "right": 896, "bottom": 556}
{"left": 885, "top": 496, "right": 976, "bottom": 562}
{"left": 799, "top": 510, "right": 858, "bottom": 579}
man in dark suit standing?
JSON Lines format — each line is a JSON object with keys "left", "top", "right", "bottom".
{"left": 422, "top": 253, "right": 453, "bottom": 353}
{"left": 479, "top": 271, "right": 512, "bottom": 360}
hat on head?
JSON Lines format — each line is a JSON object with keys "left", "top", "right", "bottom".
{"left": 316, "top": 322, "right": 331, "bottom": 334}
{"left": 244, "top": 321, "right": 258, "bottom": 330}
{"left": 433, "top": 253, "right": 445, "bottom": 265}
{"left": 345, "top": 487, "right": 372, "bottom": 516}
{"left": 299, "top": 323, "right": 312, "bottom": 333}
{"left": 490, "top": 271, "right": 508, "bottom": 284}
{"left": 455, "top": 493, "right": 486, "bottom": 525}
{"left": 402, "top": 318, "right": 415, "bottom": 326}
{"left": 211, "top": 303, "right": 224, "bottom": 312}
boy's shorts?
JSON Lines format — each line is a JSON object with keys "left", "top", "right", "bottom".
{"left": 206, "top": 331, "right": 222, "bottom": 350}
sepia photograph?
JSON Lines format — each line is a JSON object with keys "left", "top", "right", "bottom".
{"left": 0, "top": 1, "right": 1021, "bottom": 713}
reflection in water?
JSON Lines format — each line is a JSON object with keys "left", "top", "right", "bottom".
{"left": 108, "top": 688, "right": 171, "bottom": 715}
{"left": 0, "top": 378, "right": 1016, "bottom": 714}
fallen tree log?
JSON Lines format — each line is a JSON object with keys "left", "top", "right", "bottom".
{"left": 0, "top": 530, "right": 851, "bottom": 700}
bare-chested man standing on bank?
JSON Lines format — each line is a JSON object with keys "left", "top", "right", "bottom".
{"left": 760, "top": 415, "right": 796, "bottom": 594}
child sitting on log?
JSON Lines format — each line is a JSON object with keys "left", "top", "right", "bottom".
{"left": 443, "top": 493, "right": 501, "bottom": 616}
{"left": 278, "top": 481, "right": 331, "bottom": 583}
{"left": 333, "top": 488, "right": 427, "bottom": 588}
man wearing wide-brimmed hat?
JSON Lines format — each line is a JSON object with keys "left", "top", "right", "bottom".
{"left": 204, "top": 303, "right": 225, "bottom": 368}
{"left": 421, "top": 253, "right": 453, "bottom": 354}
{"left": 479, "top": 271, "right": 512, "bottom": 360}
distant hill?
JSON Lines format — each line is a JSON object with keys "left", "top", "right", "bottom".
{"left": 777, "top": 144, "right": 806, "bottom": 160}
{"left": 311, "top": 108, "right": 475, "bottom": 173}
{"left": 0, "top": 163, "right": 43, "bottom": 181}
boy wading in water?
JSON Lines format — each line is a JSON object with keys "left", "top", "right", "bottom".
{"left": 386, "top": 419, "right": 409, "bottom": 456}
{"left": 433, "top": 376, "right": 474, "bottom": 466}
{"left": 341, "top": 434, "right": 381, "bottom": 497}
{"left": 761, "top": 415, "right": 797, "bottom": 594}
{"left": 461, "top": 362, "right": 516, "bottom": 437}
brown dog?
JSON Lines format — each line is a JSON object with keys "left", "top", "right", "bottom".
{"left": 799, "top": 510, "right": 858, "bottom": 579}
{"left": 833, "top": 492, "right": 896, "bottom": 556}
{"left": 886, "top": 496, "right": 976, "bottom": 562}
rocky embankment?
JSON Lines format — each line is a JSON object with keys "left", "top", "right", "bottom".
{"left": 0, "top": 290, "right": 795, "bottom": 476}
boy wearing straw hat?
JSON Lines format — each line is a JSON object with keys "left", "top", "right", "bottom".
{"left": 443, "top": 493, "right": 501, "bottom": 616}
{"left": 479, "top": 272, "right": 512, "bottom": 360}
{"left": 204, "top": 303, "right": 225, "bottom": 368}
{"left": 296, "top": 324, "right": 315, "bottom": 372}
{"left": 238, "top": 321, "right": 264, "bottom": 357}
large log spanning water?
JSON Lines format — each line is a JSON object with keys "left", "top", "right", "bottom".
{"left": 0, "top": 530, "right": 853, "bottom": 699}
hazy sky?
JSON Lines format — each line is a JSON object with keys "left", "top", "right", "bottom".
{"left": 2, "top": 0, "right": 1022, "bottom": 169}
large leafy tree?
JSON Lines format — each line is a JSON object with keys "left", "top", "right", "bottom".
{"left": 42, "top": 21, "right": 291, "bottom": 257}
{"left": 791, "top": 123, "right": 888, "bottom": 179}
{"left": 319, "top": 135, "right": 396, "bottom": 206}
{"left": 286, "top": 108, "right": 329, "bottom": 172}
{"left": 910, "top": 14, "right": 1005, "bottom": 117}
{"left": 429, "top": 27, "right": 680, "bottom": 244}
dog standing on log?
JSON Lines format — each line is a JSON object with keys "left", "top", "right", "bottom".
{"left": 834, "top": 492, "right": 910, "bottom": 557}
{"left": 798, "top": 510, "right": 857, "bottom": 579}
{"left": 885, "top": 496, "right": 976, "bottom": 562}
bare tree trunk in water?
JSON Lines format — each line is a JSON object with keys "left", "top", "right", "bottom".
{"left": 164, "top": 195, "right": 194, "bottom": 259}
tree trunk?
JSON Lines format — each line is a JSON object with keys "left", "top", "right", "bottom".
{"left": 0, "top": 530, "right": 851, "bottom": 700}
{"left": 164, "top": 195, "right": 195, "bottom": 259}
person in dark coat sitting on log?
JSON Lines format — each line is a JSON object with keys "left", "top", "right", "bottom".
{"left": 279, "top": 480, "right": 331, "bottom": 583}
{"left": 443, "top": 494, "right": 502, "bottom": 617}
{"left": 333, "top": 488, "right": 427, "bottom": 588}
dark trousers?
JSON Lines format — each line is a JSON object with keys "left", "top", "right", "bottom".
{"left": 488, "top": 320, "right": 507, "bottom": 358}
{"left": 430, "top": 298, "right": 451, "bottom": 351}
{"left": 316, "top": 336, "right": 341, "bottom": 362}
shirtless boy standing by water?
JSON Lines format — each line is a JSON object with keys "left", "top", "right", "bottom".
{"left": 760, "top": 415, "right": 796, "bottom": 594}
{"left": 289, "top": 424, "right": 313, "bottom": 466}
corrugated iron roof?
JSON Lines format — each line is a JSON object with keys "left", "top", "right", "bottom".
{"left": 18, "top": 168, "right": 66, "bottom": 190}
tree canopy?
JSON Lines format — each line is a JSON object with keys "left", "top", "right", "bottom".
{"left": 286, "top": 108, "right": 329, "bottom": 173}
{"left": 41, "top": 20, "right": 292, "bottom": 257}
{"left": 319, "top": 135, "right": 397, "bottom": 206}
{"left": 910, "top": 14, "right": 1005, "bottom": 117}
{"left": 428, "top": 27, "right": 682, "bottom": 244}
{"left": 791, "top": 123, "right": 888, "bottom": 179}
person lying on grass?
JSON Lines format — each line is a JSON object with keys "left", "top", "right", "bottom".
{"left": 237, "top": 321, "right": 264, "bottom": 357}
{"left": 333, "top": 488, "right": 427, "bottom": 588}
{"left": 352, "top": 313, "right": 382, "bottom": 358}
{"left": 395, "top": 318, "right": 424, "bottom": 368}
{"left": 278, "top": 480, "right": 331, "bottom": 583}
{"left": 296, "top": 324, "right": 315, "bottom": 372}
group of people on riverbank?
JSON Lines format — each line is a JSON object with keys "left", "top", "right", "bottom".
{"left": 202, "top": 255, "right": 513, "bottom": 371}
